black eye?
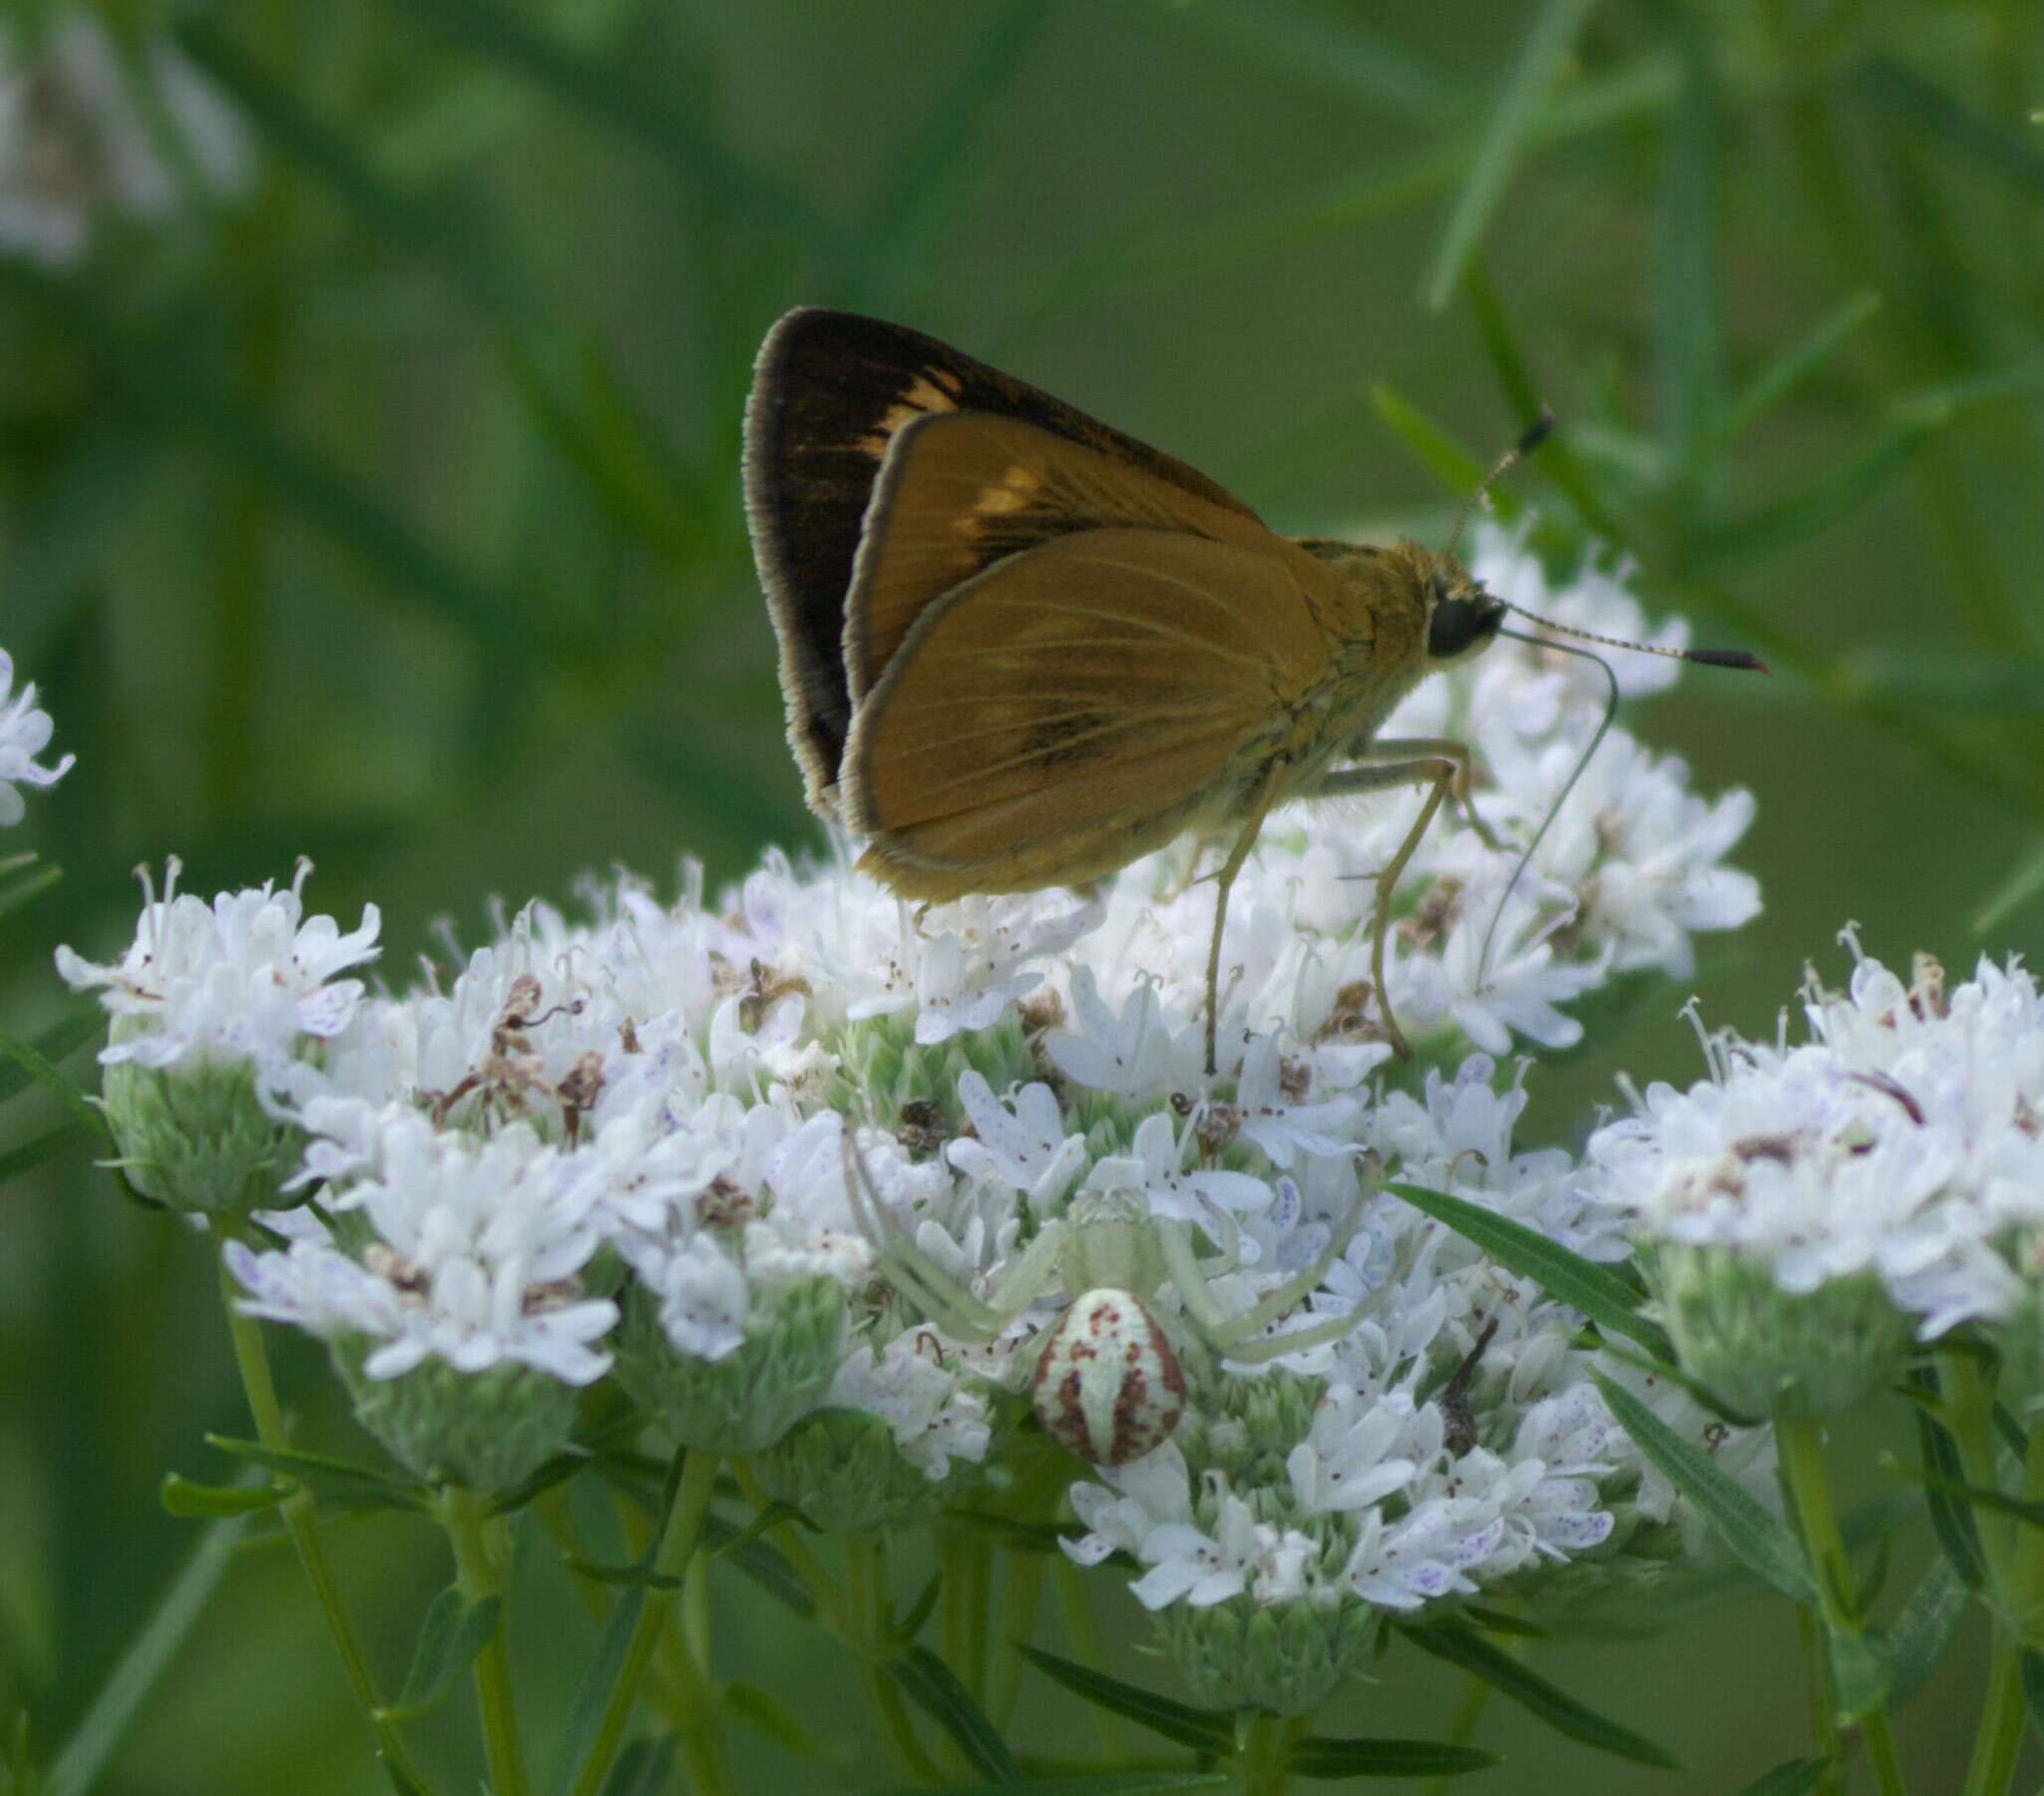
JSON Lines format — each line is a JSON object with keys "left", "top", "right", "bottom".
{"left": 1429, "top": 596, "right": 1503, "bottom": 662}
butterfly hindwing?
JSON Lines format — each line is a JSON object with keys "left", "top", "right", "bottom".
{"left": 743, "top": 308, "right": 1263, "bottom": 808}
{"left": 844, "top": 526, "right": 1333, "bottom": 899}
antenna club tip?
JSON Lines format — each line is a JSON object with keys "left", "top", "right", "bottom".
{"left": 1516, "top": 406, "right": 1555, "bottom": 458}
{"left": 1689, "top": 648, "right": 1771, "bottom": 674}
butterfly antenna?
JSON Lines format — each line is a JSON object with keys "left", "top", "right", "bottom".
{"left": 1445, "top": 405, "right": 1555, "bottom": 559}
{"left": 1473, "top": 623, "right": 1769, "bottom": 985}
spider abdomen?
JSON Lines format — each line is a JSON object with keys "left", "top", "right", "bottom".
{"left": 1030, "top": 1288, "right": 1188, "bottom": 1466}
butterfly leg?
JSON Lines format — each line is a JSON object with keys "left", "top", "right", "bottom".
{"left": 1365, "top": 737, "right": 1499, "bottom": 848}
{"left": 1202, "top": 760, "right": 1289, "bottom": 1077}
{"left": 1314, "top": 751, "right": 1467, "bottom": 1058}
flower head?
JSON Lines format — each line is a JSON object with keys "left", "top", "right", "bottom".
{"left": 0, "top": 648, "right": 71, "bottom": 823}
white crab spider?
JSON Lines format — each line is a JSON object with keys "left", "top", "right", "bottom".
{"left": 846, "top": 1142, "right": 1370, "bottom": 1466}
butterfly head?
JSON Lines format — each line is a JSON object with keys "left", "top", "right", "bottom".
{"left": 1421, "top": 554, "right": 1505, "bottom": 668}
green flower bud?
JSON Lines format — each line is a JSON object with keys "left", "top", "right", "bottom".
{"left": 102, "top": 1033, "right": 306, "bottom": 1217}
{"left": 753, "top": 1404, "right": 1003, "bottom": 1534}
{"left": 1153, "top": 1591, "right": 1377, "bottom": 1715}
{"left": 1649, "top": 1245, "right": 1911, "bottom": 1422}
{"left": 612, "top": 1274, "right": 845, "bottom": 1455}
{"left": 334, "top": 1339, "right": 579, "bottom": 1494}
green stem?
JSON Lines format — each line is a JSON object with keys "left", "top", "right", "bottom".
{"left": 990, "top": 1546, "right": 1045, "bottom": 1730}
{"left": 845, "top": 1535, "right": 942, "bottom": 1784}
{"left": 1237, "top": 1710, "right": 1303, "bottom": 1796}
{"left": 1960, "top": 1424, "right": 2044, "bottom": 1796}
{"left": 1940, "top": 1350, "right": 2015, "bottom": 1588}
{"left": 216, "top": 1248, "right": 431, "bottom": 1792}
{"left": 566, "top": 1450, "right": 728, "bottom": 1796}
{"left": 438, "top": 1486, "right": 528, "bottom": 1796}
{"left": 1421, "top": 1672, "right": 1494, "bottom": 1796}
{"left": 940, "top": 1522, "right": 992, "bottom": 1708}
{"left": 1776, "top": 1412, "right": 1906, "bottom": 1796}
{"left": 729, "top": 1460, "right": 844, "bottom": 1627}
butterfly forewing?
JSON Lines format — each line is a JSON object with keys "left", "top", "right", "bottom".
{"left": 845, "top": 412, "right": 1280, "bottom": 704}
{"left": 744, "top": 308, "right": 1262, "bottom": 807}
{"left": 845, "top": 527, "right": 1334, "bottom": 898}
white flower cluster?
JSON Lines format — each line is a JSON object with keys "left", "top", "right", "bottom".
{"left": 1587, "top": 930, "right": 2044, "bottom": 1344}
{"left": 0, "top": 8, "right": 245, "bottom": 266}
{"left": 64, "top": 532, "right": 1766, "bottom": 1629}
{"left": 0, "top": 648, "right": 71, "bottom": 823}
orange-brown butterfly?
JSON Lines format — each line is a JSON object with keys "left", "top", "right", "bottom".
{"left": 743, "top": 309, "right": 1759, "bottom": 1070}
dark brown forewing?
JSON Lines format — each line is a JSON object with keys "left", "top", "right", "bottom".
{"left": 844, "top": 527, "right": 1332, "bottom": 899}
{"left": 844, "top": 412, "right": 1279, "bottom": 705}
{"left": 743, "top": 309, "right": 1261, "bottom": 811}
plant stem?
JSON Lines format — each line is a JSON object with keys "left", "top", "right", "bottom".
{"left": 1960, "top": 1423, "right": 2044, "bottom": 1796}
{"left": 216, "top": 1246, "right": 432, "bottom": 1792}
{"left": 844, "top": 1534, "right": 942, "bottom": 1784}
{"left": 567, "top": 1449, "right": 728, "bottom": 1796}
{"left": 1237, "top": 1710, "right": 1302, "bottom": 1796}
{"left": 438, "top": 1486, "right": 529, "bottom": 1796}
{"left": 1776, "top": 1411, "right": 1907, "bottom": 1796}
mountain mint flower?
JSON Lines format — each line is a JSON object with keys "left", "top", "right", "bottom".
{"left": 0, "top": 648, "right": 71, "bottom": 823}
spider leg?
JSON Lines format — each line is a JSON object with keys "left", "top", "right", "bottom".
{"left": 840, "top": 1131, "right": 1010, "bottom": 1340}
{"left": 1159, "top": 1189, "right": 1371, "bottom": 1358}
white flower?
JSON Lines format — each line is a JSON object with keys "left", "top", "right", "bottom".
{"left": 229, "top": 1112, "right": 617, "bottom": 1384}
{"left": 0, "top": 649, "right": 70, "bottom": 822}
{"left": 827, "top": 1334, "right": 994, "bottom": 1479}
{"left": 0, "top": 11, "right": 247, "bottom": 265}
{"left": 57, "top": 859, "right": 379, "bottom": 1092}
{"left": 946, "top": 1073, "right": 1087, "bottom": 1214}
{"left": 1042, "top": 968, "right": 1204, "bottom": 1097}
{"left": 1079, "top": 1111, "right": 1273, "bottom": 1226}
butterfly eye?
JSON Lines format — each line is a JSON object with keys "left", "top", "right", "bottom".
{"left": 1428, "top": 595, "right": 1504, "bottom": 663}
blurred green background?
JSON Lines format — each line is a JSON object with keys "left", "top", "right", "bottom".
{"left": 1, "top": 0, "right": 2040, "bottom": 1789}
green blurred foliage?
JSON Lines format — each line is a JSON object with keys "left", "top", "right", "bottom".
{"left": 0, "top": 0, "right": 2040, "bottom": 1789}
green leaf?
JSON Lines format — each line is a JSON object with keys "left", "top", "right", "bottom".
{"left": 698, "top": 1514, "right": 816, "bottom": 1617}
{"left": 1587, "top": 1372, "right": 1814, "bottom": 1601}
{"left": 1717, "top": 291, "right": 1881, "bottom": 447}
{"left": 1974, "top": 833, "right": 2044, "bottom": 936}
{"left": 1911, "top": 1373, "right": 1988, "bottom": 1590}
{"left": 1400, "top": 1623, "right": 1679, "bottom": 1767}
{"left": 0, "top": 1024, "right": 113, "bottom": 1154}
{"left": 564, "top": 1559, "right": 685, "bottom": 1591}
{"left": 1456, "top": 1603, "right": 1550, "bottom": 1640}
{"left": 1014, "top": 1644, "right": 1232, "bottom": 1754}
{"left": 1648, "top": 6, "right": 1724, "bottom": 484}
{"left": 41, "top": 1507, "right": 250, "bottom": 1796}
{"left": 159, "top": 1473, "right": 284, "bottom": 1519}
{"left": 0, "top": 1010, "right": 109, "bottom": 1104}
{"left": 1732, "top": 1759, "right": 1830, "bottom": 1796}
{"left": 202, "top": 1435, "right": 429, "bottom": 1511}
{"left": 856, "top": 1777, "right": 1226, "bottom": 1796}
{"left": 0, "top": 1120, "right": 89, "bottom": 1183}
{"left": 597, "top": 1736, "right": 677, "bottom": 1796}
{"left": 553, "top": 1566, "right": 646, "bottom": 1793}
{"left": 1285, "top": 1734, "right": 1499, "bottom": 1778}
{"left": 1385, "top": 1183, "right": 1664, "bottom": 1352}
{"left": 1425, "top": 0, "right": 1600, "bottom": 310}
{"left": 1827, "top": 1627, "right": 1893, "bottom": 1724}
{"left": 1683, "top": 415, "right": 1939, "bottom": 575}
{"left": 2020, "top": 1650, "right": 2044, "bottom": 1738}
{"left": 0, "top": 859, "right": 61, "bottom": 925}
{"left": 1853, "top": 57, "right": 2044, "bottom": 198}
{"left": 1884, "top": 1558, "right": 1967, "bottom": 1714}
{"left": 380, "top": 1588, "right": 502, "bottom": 1722}
{"left": 888, "top": 1645, "right": 1021, "bottom": 1783}
{"left": 722, "top": 1680, "right": 838, "bottom": 1760}
{"left": 1370, "top": 386, "right": 1487, "bottom": 495}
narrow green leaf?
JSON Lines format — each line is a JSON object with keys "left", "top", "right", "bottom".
{"left": 0, "top": 1120, "right": 88, "bottom": 1182}
{"left": 1853, "top": 56, "right": 2044, "bottom": 197}
{"left": 159, "top": 1473, "right": 283, "bottom": 1519}
{"left": 856, "top": 1777, "right": 1226, "bottom": 1796}
{"left": 41, "top": 1508, "right": 250, "bottom": 1796}
{"left": 1717, "top": 291, "right": 1881, "bottom": 446}
{"left": 203, "top": 1434, "right": 429, "bottom": 1510}
{"left": 1827, "top": 1626, "right": 1893, "bottom": 1724}
{"left": 0, "top": 1024, "right": 111, "bottom": 1152}
{"left": 1400, "top": 1623, "right": 1679, "bottom": 1766}
{"left": 699, "top": 1514, "right": 816, "bottom": 1617}
{"left": 722, "top": 1680, "right": 837, "bottom": 1760}
{"left": 2020, "top": 1650, "right": 2044, "bottom": 1737}
{"left": 1386, "top": 1183, "right": 1663, "bottom": 1351}
{"left": 1369, "top": 386, "right": 1487, "bottom": 495}
{"left": 1285, "top": 1734, "right": 1498, "bottom": 1778}
{"left": 889, "top": 1645, "right": 1022, "bottom": 1783}
{"left": 1649, "top": 7, "right": 1724, "bottom": 482}
{"left": 1975, "top": 833, "right": 2044, "bottom": 935}
{"left": 382, "top": 1589, "right": 502, "bottom": 1721}
{"left": 554, "top": 1576, "right": 646, "bottom": 1795}
{"left": 1588, "top": 1372, "right": 1814, "bottom": 1601}
{"left": 1014, "top": 1644, "right": 1232, "bottom": 1753}
{"left": 1685, "top": 415, "right": 1938, "bottom": 574}
{"left": 598, "top": 1736, "right": 677, "bottom": 1796}
{"left": 565, "top": 1559, "right": 685, "bottom": 1591}
{"left": 1896, "top": 355, "right": 2044, "bottom": 417}
{"left": 1911, "top": 1373, "right": 1988, "bottom": 1589}
{"left": 0, "top": 1009, "right": 104, "bottom": 1104}
{"left": 1885, "top": 1558, "right": 1967, "bottom": 1713}
{"left": 1425, "top": 0, "right": 1599, "bottom": 310}
{"left": 1456, "top": 1603, "right": 1550, "bottom": 1639}
{"left": 0, "top": 859, "right": 61, "bottom": 924}
{"left": 1733, "top": 1759, "right": 1830, "bottom": 1796}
